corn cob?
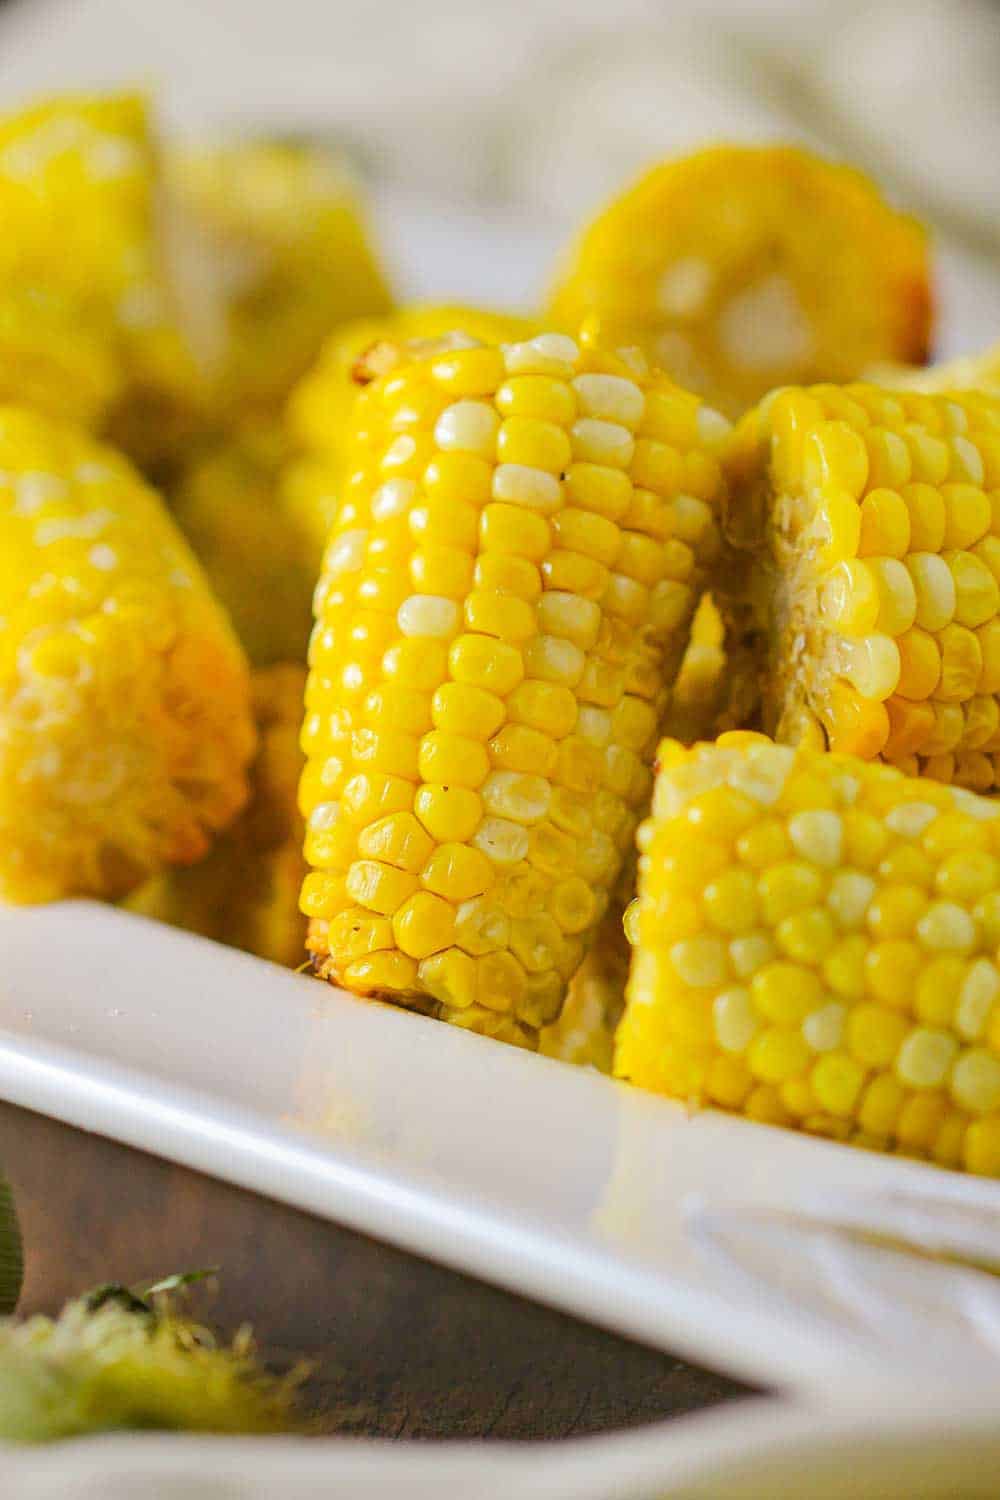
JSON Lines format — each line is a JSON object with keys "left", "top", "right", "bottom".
{"left": 0, "top": 92, "right": 205, "bottom": 470}
{"left": 126, "top": 665, "right": 307, "bottom": 966}
{"left": 284, "top": 307, "right": 536, "bottom": 562}
{"left": 619, "top": 732, "right": 1000, "bottom": 1176}
{"left": 721, "top": 383, "right": 1000, "bottom": 790}
{"left": 547, "top": 145, "right": 932, "bottom": 418}
{"left": 873, "top": 339, "right": 1000, "bottom": 398}
{"left": 167, "top": 139, "right": 392, "bottom": 416}
{"left": 300, "top": 329, "right": 730, "bottom": 1045}
{"left": 0, "top": 407, "right": 254, "bottom": 903}
{"left": 170, "top": 423, "right": 315, "bottom": 668}
{"left": 0, "top": 287, "right": 121, "bottom": 429}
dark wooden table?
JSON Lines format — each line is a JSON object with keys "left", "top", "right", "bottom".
{"left": 0, "top": 1101, "right": 751, "bottom": 1439}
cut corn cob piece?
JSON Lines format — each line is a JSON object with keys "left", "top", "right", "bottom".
{"left": 0, "top": 287, "right": 122, "bottom": 429}
{"left": 722, "top": 383, "right": 1000, "bottom": 790}
{"left": 0, "top": 407, "right": 254, "bottom": 903}
{"left": 167, "top": 138, "right": 392, "bottom": 416}
{"left": 0, "top": 92, "right": 205, "bottom": 470}
{"left": 300, "top": 329, "right": 729, "bottom": 1045}
{"left": 171, "top": 422, "right": 315, "bottom": 667}
{"left": 547, "top": 145, "right": 931, "bottom": 418}
{"left": 126, "top": 665, "right": 307, "bottom": 966}
{"left": 619, "top": 732, "right": 1000, "bottom": 1177}
{"left": 283, "top": 305, "right": 537, "bottom": 564}
{"left": 873, "top": 338, "right": 1000, "bottom": 398}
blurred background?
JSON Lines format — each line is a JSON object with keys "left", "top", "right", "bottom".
{"left": 0, "top": 0, "right": 998, "bottom": 338}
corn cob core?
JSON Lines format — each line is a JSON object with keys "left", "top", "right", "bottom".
{"left": 126, "top": 664, "right": 307, "bottom": 966}
{"left": 619, "top": 732, "right": 1000, "bottom": 1176}
{"left": 0, "top": 92, "right": 205, "bottom": 468}
{"left": 0, "top": 407, "right": 255, "bottom": 903}
{"left": 721, "top": 384, "right": 1000, "bottom": 790}
{"left": 167, "top": 139, "right": 392, "bottom": 415}
{"left": 171, "top": 423, "right": 315, "bottom": 667}
{"left": 547, "top": 145, "right": 931, "bottom": 418}
{"left": 300, "top": 330, "right": 730, "bottom": 1045}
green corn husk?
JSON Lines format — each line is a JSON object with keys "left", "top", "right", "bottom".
{"left": 0, "top": 1273, "right": 304, "bottom": 1443}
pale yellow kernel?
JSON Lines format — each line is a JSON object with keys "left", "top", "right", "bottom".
{"left": 957, "top": 958, "right": 1000, "bottom": 1040}
{"left": 572, "top": 373, "right": 646, "bottom": 429}
{"left": 884, "top": 801, "right": 938, "bottom": 838}
{"left": 729, "top": 932, "right": 777, "bottom": 979}
{"left": 473, "top": 816, "right": 531, "bottom": 865}
{"left": 671, "top": 933, "right": 730, "bottom": 988}
{"left": 491, "top": 462, "right": 564, "bottom": 514}
{"left": 713, "top": 987, "right": 759, "bottom": 1053}
{"left": 537, "top": 591, "right": 601, "bottom": 649}
{"left": 434, "top": 399, "right": 500, "bottom": 457}
{"left": 915, "top": 901, "right": 977, "bottom": 953}
{"left": 827, "top": 871, "right": 876, "bottom": 928}
{"left": 509, "top": 913, "right": 563, "bottom": 974}
{"left": 345, "top": 859, "right": 418, "bottom": 917}
{"left": 454, "top": 896, "right": 510, "bottom": 955}
{"left": 906, "top": 553, "right": 956, "bottom": 632}
{"left": 803, "top": 1002, "right": 846, "bottom": 1053}
{"left": 524, "top": 634, "right": 585, "bottom": 686}
{"left": 788, "top": 810, "right": 843, "bottom": 867}
{"left": 397, "top": 593, "right": 460, "bottom": 639}
{"left": 951, "top": 1047, "right": 1000, "bottom": 1113}
{"left": 838, "top": 634, "right": 901, "bottom": 701}
{"left": 571, "top": 417, "right": 635, "bottom": 468}
{"left": 897, "top": 1028, "right": 959, "bottom": 1088}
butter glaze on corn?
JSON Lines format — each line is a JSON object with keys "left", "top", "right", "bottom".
{"left": 723, "top": 384, "right": 1000, "bottom": 790}
{"left": 0, "top": 407, "right": 254, "bottom": 903}
{"left": 300, "top": 330, "right": 729, "bottom": 1044}
{"left": 619, "top": 732, "right": 1000, "bottom": 1176}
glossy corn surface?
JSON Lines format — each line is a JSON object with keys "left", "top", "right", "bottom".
{"left": 0, "top": 407, "right": 254, "bottom": 903}
{"left": 0, "top": 92, "right": 204, "bottom": 468}
{"left": 126, "top": 665, "right": 307, "bottom": 966}
{"left": 171, "top": 422, "right": 315, "bottom": 667}
{"left": 548, "top": 145, "right": 931, "bottom": 418}
{"left": 723, "top": 383, "right": 1000, "bottom": 789}
{"left": 619, "top": 732, "right": 1000, "bottom": 1176}
{"left": 300, "top": 329, "right": 729, "bottom": 1044}
{"left": 169, "top": 139, "right": 392, "bottom": 415}
{"left": 284, "top": 306, "right": 535, "bottom": 561}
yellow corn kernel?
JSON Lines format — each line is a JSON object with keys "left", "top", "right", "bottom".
{"left": 302, "top": 330, "right": 728, "bottom": 1040}
{"left": 618, "top": 735, "right": 1000, "bottom": 1175}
